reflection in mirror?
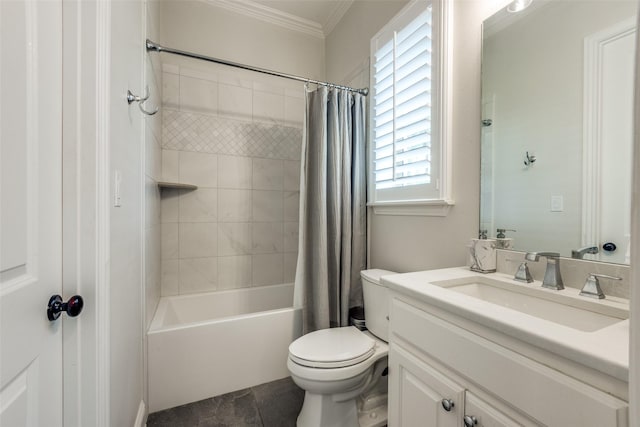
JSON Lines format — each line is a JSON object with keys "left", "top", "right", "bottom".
{"left": 480, "top": 0, "right": 637, "bottom": 265}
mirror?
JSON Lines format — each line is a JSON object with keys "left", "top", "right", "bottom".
{"left": 480, "top": 0, "right": 637, "bottom": 265}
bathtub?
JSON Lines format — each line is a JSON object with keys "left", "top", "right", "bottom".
{"left": 148, "top": 283, "right": 302, "bottom": 412}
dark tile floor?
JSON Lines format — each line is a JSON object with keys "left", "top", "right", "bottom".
{"left": 147, "top": 377, "right": 304, "bottom": 427}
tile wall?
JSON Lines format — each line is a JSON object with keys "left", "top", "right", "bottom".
{"left": 160, "top": 62, "right": 304, "bottom": 296}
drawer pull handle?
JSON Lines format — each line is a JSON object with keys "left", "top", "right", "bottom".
{"left": 464, "top": 415, "right": 478, "bottom": 426}
{"left": 441, "top": 398, "right": 455, "bottom": 412}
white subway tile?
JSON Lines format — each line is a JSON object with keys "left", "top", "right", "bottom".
{"left": 179, "top": 223, "right": 217, "bottom": 258}
{"left": 162, "top": 72, "right": 179, "bottom": 108}
{"left": 253, "top": 190, "right": 284, "bottom": 222}
{"left": 218, "top": 83, "right": 252, "bottom": 120}
{"left": 180, "top": 67, "right": 218, "bottom": 82}
{"left": 179, "top": 75, "right": 218, "bottom": 114}
{"left": 160, "top": 189, "right": 180, "bottom": 223}
{"left": 252, "top": 158, "right": 283, "bottom": 190}
{"left": 284, "top": 252, "right": 297, "bottom": 283}
{"left": 283, "top": 191, "right": 300, "bottom": 222}
{"left": 218, "top": 255, "right": 252, "bottom": 289}
{"left": 283, "top": 160, "right": 301, "bottom": 191}
{"left": 284, "top": 95, "right": 305, "bottom": 127}
{"left": 218, "top": 155, "right": 252, "bottom": 189}
{"left": 252, "top": 222, "right": 283, "bottom": 254}
{"left": 218, "top": 223, "right": 252, "bottom": 256}
{"left": 179, "top": 151, "right": 218, "bottom": 188}
{"left": 161, "top": 223, "right": 179, "bottom": 260}
{"left": 284, "top": 222, "right": 299, "bottom": 252}
{"left": 179, "top": 188, "right": 218, "bottom": 222}
{"left": 179, "top": 257, "right": 218, "bottom": 294}
{"left": 161, "top": 259, "right": 180, "bottom": 296}
{"left": 162, "top": 63, "right": 180, "bottom": 74}
{"left": 253, "top": 80, "right": 285, "bottom": 95}
{"left": 218, "top": 189, "right": 252, "bottom": 222}
{"left": 162, "top": 149, "right": 180, "bottom": 182}
{"left": 252, "top": 253, "right": 283, "bottom": 286}
{"left": 253, "top": 91, "right": 284, "bottom": 125}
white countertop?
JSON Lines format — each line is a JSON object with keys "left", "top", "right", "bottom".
{"left": 382, "top": 267, "right": 630, "bottom": 382}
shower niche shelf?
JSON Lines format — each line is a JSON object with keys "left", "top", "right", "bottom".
{"left": 157, "top": 181, "right": 198, "bottom": 191}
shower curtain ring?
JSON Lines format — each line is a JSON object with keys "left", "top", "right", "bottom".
{"left": 126, "top": 86, "right": 159, "bottom": 116}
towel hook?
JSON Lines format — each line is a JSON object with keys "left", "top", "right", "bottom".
{"left": 126, "top": 86, "right": 159, "bottom": 116}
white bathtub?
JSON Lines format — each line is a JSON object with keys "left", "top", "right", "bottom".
{"left": 148, "top": 283, "right": 302, "bottom": 412}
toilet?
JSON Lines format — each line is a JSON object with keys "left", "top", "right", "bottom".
{"left": 287, "top": 269, "right": 395, "bottom": 427}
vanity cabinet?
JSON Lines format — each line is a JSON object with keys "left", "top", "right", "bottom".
{"left": 388, "top": 295, "right": 629, "bottom": 427}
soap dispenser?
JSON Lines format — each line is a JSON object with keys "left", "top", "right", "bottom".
{"left": 496, "top": 228, "right": 515, "bottom": 249}
{"left": 468, "top": 230, "right": 497, "bottom": 273}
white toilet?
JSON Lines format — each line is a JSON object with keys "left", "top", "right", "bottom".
{"left": 287, "top": 269, "right": 395, "bottom": 427}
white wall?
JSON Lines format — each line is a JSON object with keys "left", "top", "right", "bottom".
{"left": 482, "top": 1, "right": 637, "bottom": 257}
{"left": 159, "top": 0, "right": 325, "bottom": 80}
{"left": 326, "top": 0, "right": 509, "bottom": 273}
{"left": 109, "top": 0, "right": 146, "bottom": 425}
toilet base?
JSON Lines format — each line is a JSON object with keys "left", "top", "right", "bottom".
{"left": 297, "top": 392, "right": 359, "bottom": 427}
{"left": 358, "top": 402, "right": 387, "bottom": 427}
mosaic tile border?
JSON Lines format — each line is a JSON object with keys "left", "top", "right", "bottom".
{"left": 162, "top": 109, "right": 302, "bottom": 161}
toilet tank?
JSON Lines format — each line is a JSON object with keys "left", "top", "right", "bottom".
{"left": 360, "top": 269, "right": 396, "bottom": 342}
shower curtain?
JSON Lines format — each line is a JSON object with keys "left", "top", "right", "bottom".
{"left": 294, "top": 86, "right": 367, "bottom": 334}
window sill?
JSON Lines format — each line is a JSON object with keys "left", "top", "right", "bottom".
{"left": 367, "top": 199, "right": 455, "bottom": 217}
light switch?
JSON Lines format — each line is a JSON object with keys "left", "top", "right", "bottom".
{"left": 114, "top": 170, "right": 122, "bottom": 207}
{"left": 551, "top": 195, "right": 563, "bottom": 212}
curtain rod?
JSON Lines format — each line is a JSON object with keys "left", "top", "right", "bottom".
{"left": 146, "top": 39, "right": 369, "bottom": 96}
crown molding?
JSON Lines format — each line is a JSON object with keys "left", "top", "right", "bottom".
{"left": 323, "top": 0, "right": 354, "bottom": 36}
{"left": 204, "top": 0, "right": 325, "bottom": 39}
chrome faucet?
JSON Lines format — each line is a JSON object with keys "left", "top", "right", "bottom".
{"left": 525, "top": 252, "right": 564, "bottom": 290}
{"left": 571, "top": 245, "right": 599, "bottom": 259}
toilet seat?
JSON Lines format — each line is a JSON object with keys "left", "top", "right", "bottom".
{"left": 289, "top": 326, "right": 376, "bottom": 368}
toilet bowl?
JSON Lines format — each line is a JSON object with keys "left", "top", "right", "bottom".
{"left": 288, "top": 269, "right": 395, "bottom": 427}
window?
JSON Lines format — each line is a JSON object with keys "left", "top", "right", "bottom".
{"left": 369, "top": 0, "right": 453, "bottom": 215}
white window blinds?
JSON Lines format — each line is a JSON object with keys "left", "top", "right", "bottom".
{"left": 371, "top": 1, "right": 443, "bottom": 204}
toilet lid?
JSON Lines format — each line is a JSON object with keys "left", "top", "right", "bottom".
{"left": 289, "top": 326, "right": 376, "bottom": 368}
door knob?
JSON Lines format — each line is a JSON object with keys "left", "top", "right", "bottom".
{"left": 47, "top": 295, "right": 84, "bottom": 321}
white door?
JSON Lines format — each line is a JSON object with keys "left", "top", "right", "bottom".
{"left": 598, "top": 26, "right": 635, "bottom": 264}
{"left": 583, "top": 20, "right": 635, "bottom": 264}
{"left": 0, "top": 0, "right": 64, "bottom": 425}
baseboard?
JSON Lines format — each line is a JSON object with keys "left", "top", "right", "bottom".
{"left": 134, "top": 400, "right": 147, "bottom": 427}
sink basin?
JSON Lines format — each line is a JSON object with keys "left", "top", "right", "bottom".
{"left": 431, "top": 276, "right": 628, "bottom": 332}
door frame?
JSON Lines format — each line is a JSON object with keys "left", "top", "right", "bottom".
{"left": 61, "top": 1, "right": 112, "bottom": 425}
{"left": 581, "top": 17, "right": 636, "bottom": 251}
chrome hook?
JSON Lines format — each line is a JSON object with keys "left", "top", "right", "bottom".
{"left": 126, "top": 86, "right": 159, "bottom": 116}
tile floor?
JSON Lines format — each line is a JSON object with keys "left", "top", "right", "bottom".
{"left": 147, "top": 377, "right": 304, "bottom": 427}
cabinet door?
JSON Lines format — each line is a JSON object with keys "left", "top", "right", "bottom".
{"left": 465, "top": 392, "right": 531, "bottom": 427}
{"left": 388, "top": 343, "right": 464, "bottom": 427}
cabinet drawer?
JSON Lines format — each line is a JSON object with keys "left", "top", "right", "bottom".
{"left": 390, "top": 298, "right": 628, "bottom": 427}
{"left": 465, "top": 392, "right": 526, "bottom": 427}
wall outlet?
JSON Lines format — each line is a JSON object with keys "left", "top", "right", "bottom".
{"left": 551, "top": 195, "right": 563, "bottom": 212}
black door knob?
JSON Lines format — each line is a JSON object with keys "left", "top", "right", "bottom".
{"left": 47, "top": 295, "right": 84, "bottom": 321}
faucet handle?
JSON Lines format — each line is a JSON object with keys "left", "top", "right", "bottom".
{"left": 513, "top": 262, "right": 533, "bottom": 283}
{"left": 579, "top": 273, "right": 622, "bottom": 299}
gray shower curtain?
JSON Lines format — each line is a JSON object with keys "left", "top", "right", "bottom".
{"left": 294, "top": 86, "right": 367, "bottom": 334}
